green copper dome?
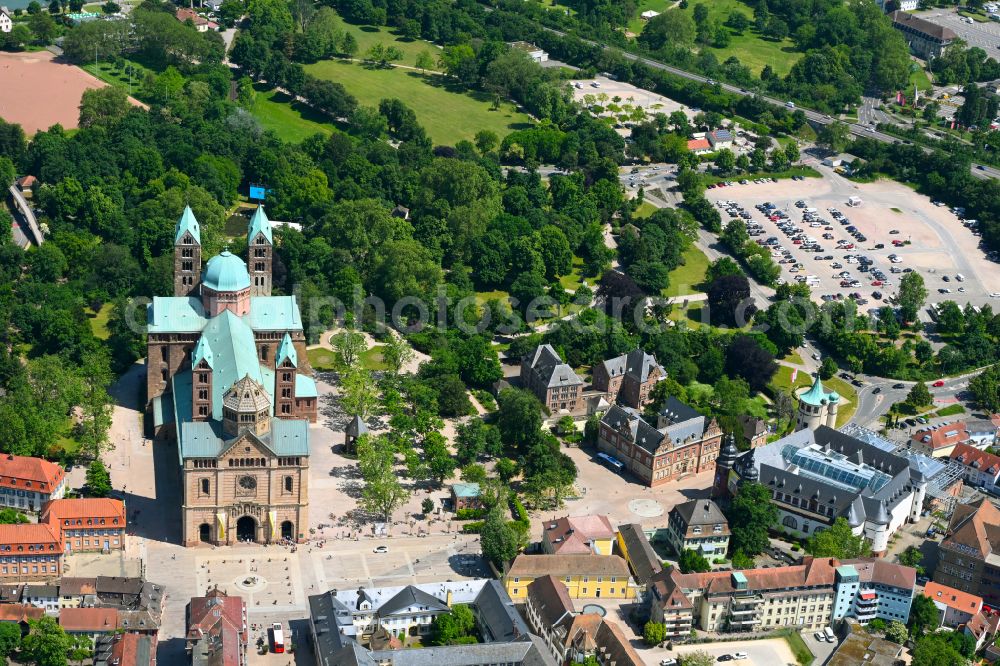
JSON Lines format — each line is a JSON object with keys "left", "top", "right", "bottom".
{"left": 799, "top": 374, "right": 837, "bottom": 406}
{"left": 203, "top": 251, "right": 251, "bottom": 292}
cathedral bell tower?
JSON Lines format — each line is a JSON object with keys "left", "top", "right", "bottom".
{"left": 274, "top": 333, "right": 297, "bottom": 418}
{"left": 174, "top": 206, "right": 202, "bottom": 297}
{"left": 247, "top": 205, "right": 273, "bottom": 297}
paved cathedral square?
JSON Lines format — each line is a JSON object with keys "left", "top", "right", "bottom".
{"left": 146, "top": 206, "right": 318, "bottom": 547}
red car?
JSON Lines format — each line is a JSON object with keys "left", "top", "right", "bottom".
{"left": 871, "top": 280, "right": 883, "bottom": 286}
{"left": 892, "top": 239, "right": 904, "bottom": 246}
{"left": 933, "top": 380, "right": 945, "bottom": 387}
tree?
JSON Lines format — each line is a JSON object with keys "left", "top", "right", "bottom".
{"left": 28, "top": 11, "right": 56, "bottom": 44}
{"left": 817, "top": 121, "right": 852, "bottom": 153}
{"left": 642, "top": 621, "right": 666, "bottom": 646}
{"left": 806, "top": 517, "right": 870, "bottom": 559}
{"left": 819, "top": 357, "right": 839, "bottom": 380}
{"left": 421, "top": 497, "right": 434, "bottom": 515}
{"left": 341, "top": 367, "right": 379, "bottom": 420}
{"left": 460, "top": 463, "right": 487, "bottom": 484}
{"left": 885, "top": 620, "right": 908, "bottom": 644}
{"left": 0, "top": 508, "right": 27, "bottom": 524}
{"left": 333, "top": 330, "right": 367, "bottom": 369}
{"left": 0, "top": 621, "right": 21, "bottom": 659}
{"left": 480, "top": 504, "right": 521, "bottom": 567}
{"left": 731, "top": 550, "right": 754, "bottom": 569}
{"left": 424, "top": 431, "right": 455, "bottom": 485}
{"left": 725, "top": 335, "right": 777, "bottom": 393}
{"left": 101, "top": 1, "right": 119, "bottom": 13}
{"left": 715, "top": 148, "right": 736, "bottom": 174}
{"left": 784, "top": 141, "right": 800, "bottom": 164}
{"left": 899, "top": 545, "right": 923, "bottom": 569}
{"left": 427, "top": 604, "right": 477, "bottom": 645}
{"left": 381, "top": 334, "right": 415, "bottom": 375}
{"left": 897, "top": 272, "right": 927, "bottom": 323}
{"left": 85, "top": 459, "right": 112, "bottom": 497}
{"left": 639, "top": 9, "right": 696, "bottom": 51}
{"left": 906, "top": 382, "right": 932, "bottom": 410}
{"left": 339, "top": 32, "right": 358, "bottom": 57}
{"left": 678, "top": 548, "right": 711, "bottom": 573}
{"left": 707, "top": 274, "right": 756, "bottom": 328}
{"left": 22, "top": 616, "right": 70, "bottom": 666}
{"left": 497, "top": 388, "right": 542, "bottom": 450}
{"left": 725, "top": 482, "right": 778, "bottom": 556}
{"left": 456, "top": 418, "right": 502, "bottom": 465}
{"left": 912, "top": 632, "right": 969, "bottom": 666}
{"left": 495, "top": 458, "right": 518, "bottom": 483}
{"left": 970, "top": 364, "right": 1000, "bottom": 412}
{"left": 357, "top": 434, "right": 409, "bottom": 522}
{"left": 415, "top": 50, "right": 435, "bottom": 71}
{"left": 680, "top": 652, "right": 716, "bottom": 666}
{"left": 436, "top": 374, "right": 471, "bottom": 417}
{"left": 474, "top": 130, "right": 499, "bottom": 155}
{"left": 908, "top": 592, "right": 940, "bottom": 637}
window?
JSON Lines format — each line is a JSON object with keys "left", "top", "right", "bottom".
{"left": 284, "top": 476, "right": 293, "bottom": 493}
{"left": 201, "top": 479, "right": 210, "bottom": 495}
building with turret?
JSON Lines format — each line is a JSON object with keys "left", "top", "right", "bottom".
{"left": 147, "top": 206, "right": 317, "bottom": 547}
{"left": 797, "top": 374, "right": 840, "bottom": 431}
{"left": 728, "top": 426, "right": 928, "bottom": 556}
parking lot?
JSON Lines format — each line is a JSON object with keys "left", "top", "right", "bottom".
{"left": 916, "top": 8, "right": 1000, "bottom": 52}
{"left": 704, "top": 168, "right": 1000, "bottom": 316}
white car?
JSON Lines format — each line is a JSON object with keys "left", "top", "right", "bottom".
{"left": 373, "top": 545, "right": 389, "bottom": 553}
{"left": 990, "top": 293, "right": 1000, "bottom": 298}
{"left": 731, "top": 653, "right": 749, "bottom": 660}
{"left": 812, "top": 353, "right": 821, "bottom": 361}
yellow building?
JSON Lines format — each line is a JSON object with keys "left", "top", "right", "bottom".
{"left": 505, "top": 553, "right": 637, "bottom": 601}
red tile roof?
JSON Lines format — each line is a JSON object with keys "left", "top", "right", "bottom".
{"left": 910, "top": 423, "right": 969, "bottom": 450}
{"left": 0, "top": 523, "right": 61, "bottom": 549}
{"left": 187, "top": 588, "right": 247, "bottom": 642}
{"left": 59, "top": 607, "right": 118, "bottom": 632}
{"left": 42, "top": 498, "right": 126, "bottom": 527}
{"left": 924, "top": 580, "right": 984, "bottom": 615}
{"left": 0, "top": 455, "right": 64, "bottom": 492}
{"left": 0, "top": 604, "right": 44, "bottom": 623}
{"left": 544, "top": 515, "right": 615, "bottom": 554}
{"left": 951, "top": 444, "right": 1000, "bottom": 477}
{"left": 687, "top": 138, "right": 711, "bottom": 151}
{"left": 942, "top": 498, "right": 1000, "bottom": 559}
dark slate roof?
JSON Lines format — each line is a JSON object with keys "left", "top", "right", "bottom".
{"left": 616, "top": 524, "right": 663, "bottom": 586}
{"left": 96, "top": 577, "right": 143, "bottom": 596}
{"left": 671, "top": 500, "right": 728, "bottom": 528}
{"left": 370, "top": 640, "right": 553, "bottom": 665}
{"left": 377, "top": 585, "right": 450, "bottom": 618}
{"left": 473, "top": 579, "right": 533, "bottom": 644}
{"left": 346, "top": 415, "right": 369, "bottom": 438}
{"left": 600, "top": 349, "right": 662, "bottom": 383}
{"left": 523, "top": 344, "right": 583, "bottom": 389}
{"left": 309, "top": 591, "right": 352, "bottom": 666}
{"left": 658, "top": 396, "right": 701, "bottom": 425}
{"left": 526, "top": 575, "right": 574, "bottom": 630}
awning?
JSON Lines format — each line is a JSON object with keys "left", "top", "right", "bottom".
{"left": 217, "top": 513, "right": 226, "bottom": 541}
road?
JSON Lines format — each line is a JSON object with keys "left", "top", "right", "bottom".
{"left": 7, "top": 185, "right": 43, "bottom": 246}
{"left": 527, "top": 21, "right": 1000, "bottom": 181}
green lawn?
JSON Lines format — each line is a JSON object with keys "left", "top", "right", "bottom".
{"left": 634, "top": 201, "right": 659, "bottom": 219}
{"left": 81, "top": 59, "right": 153, "bottom": 96}
{"left": 632, "top": 0, "right": 802, "bottom": 76}
{"left": 776, "top": 628, "right": 815, "bottom": 666}
{"left": 909, "top": 66, "right": 933, "bottom": 92}
{"left": 663, "top": 246, "right": 709, "bottom": 297}
{"left": 304, "top": 60, "right": 534, "bottom": 144}
{"left": 782, "top": 350, "right": 804, "bottom": 365}
{"left": 932, "top": 403, "right": 965, "bottom": 419}
{"left": 668, "top": 304, "right": 707, "bottom": 329}
{"left": 559, "top": 256, "right": 588, "bottom": 292}
{"left": 770, "top": 367, "right": 857, "bottom": 427}
{"left": 308, "top": 345, "right": 386, "bottom": 371}
{"left": 85, "top": 303, "right": 112, "bottom": 341}
{"left": 331, "top": 14, "right": 441, "bottom": 68}
{"left": 251, "top": 86, "right": 335, "bottom": 143}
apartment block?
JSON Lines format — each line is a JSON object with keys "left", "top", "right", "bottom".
{"left": 41, "top": 498, "right": 126, "bottom": 553}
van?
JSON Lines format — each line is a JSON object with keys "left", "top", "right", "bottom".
{"left": 824, "top": 627, "right": 835, "bottom": 642}
{"left": 956, "top": 274, "right": 965, "bottom": 282}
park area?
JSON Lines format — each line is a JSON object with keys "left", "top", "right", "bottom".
{"left": 304, "top": 59, "right": 534, "bottom": 145}
{"left": 0, "top": 51, "right": 142, "bottom": 133}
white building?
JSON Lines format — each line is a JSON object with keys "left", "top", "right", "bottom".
{"left": 876, "top": 0, "right": 918, "bottom": 11}
{"left": 730, "top": 426, "right": 928, "bottom": 555}
{"left": 832, "top": 560, "right": 916, "bottom": 625}
{"left": 0, "top": 6, "right": 13, "bottom": 33}
{"left": 640, "top": 10, "right": 660, "bottom": 19}
{"left": 508, "top": 41, "right": 548, "bottom": 63}
{"left": 796, "top": 374, "right": 839, "bottom": 431}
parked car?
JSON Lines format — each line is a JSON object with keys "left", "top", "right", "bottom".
{"left": 933, "top": 380, "right": 945, "bottom": 387}
{"left": 892, "top": 383, "right": 905, "bottom": 389}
